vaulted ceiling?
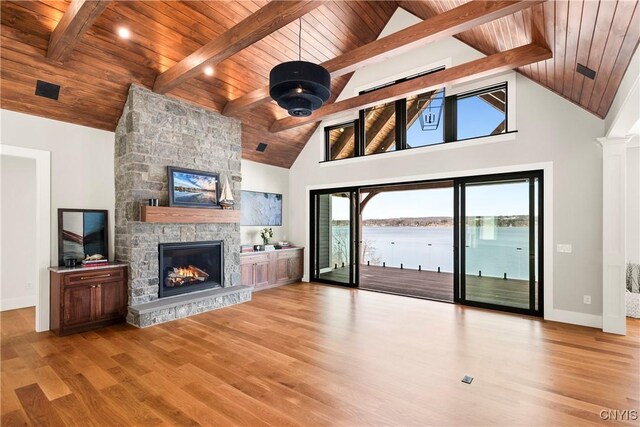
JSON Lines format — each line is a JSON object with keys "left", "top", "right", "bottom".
{"left": 1, "top": 1, "right": 638, "bottom": 169}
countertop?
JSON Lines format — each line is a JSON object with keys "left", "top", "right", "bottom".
{"left": 49, "top": 263, "right": 128, "bottom": 273}
{"left": 240, "top": 247, "right": 303, "bottom": 256}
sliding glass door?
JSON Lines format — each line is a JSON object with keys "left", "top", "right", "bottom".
{"left": 310, "top": 189, "right": 358, "bottom": 286}
{"left": 458, "top": 172, "right": 542, "bottom": 315}
{"left": 309, "top": 170, "right": 543, "bottom": 316}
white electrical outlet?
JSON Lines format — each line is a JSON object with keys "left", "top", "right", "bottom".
{"left": 557, "top": 244, "right": 573, "bottom": 253}
{"left": 26, "top": 282, "right": 33, "bottom": 290}
{"left": 583, "top": 295, "right": 591, "bottom": 304}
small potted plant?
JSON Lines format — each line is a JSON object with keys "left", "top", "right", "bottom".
{"left": 626, "top": 262, "right": 640, "bottom": 318}
{"left": 260, "top": 227, "right": 273, "bottom": 246}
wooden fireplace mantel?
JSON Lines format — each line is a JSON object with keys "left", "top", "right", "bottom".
{"left": 141, "top": 206, "right": 240, "bottom": 224}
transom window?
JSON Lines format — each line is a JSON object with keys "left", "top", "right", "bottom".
{"left": 455, "top": 84, "right": 507, "bottom": 141}
{"left": 324, "top": 80, "right": 509, "bottom": 162}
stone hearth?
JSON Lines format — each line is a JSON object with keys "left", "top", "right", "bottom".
{"left": 114, "top": 84, "right": 250, "bottom": 327}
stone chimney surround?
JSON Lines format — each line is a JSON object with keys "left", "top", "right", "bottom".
{"left": 114, "top": 84, "right": 251, "bottom": 327}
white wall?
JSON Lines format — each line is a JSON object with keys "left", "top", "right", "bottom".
{"left": 605, "top": 49, "right": 639, "bottom": 138}
{"left": 288, "top": 8, "right": 606, "bottom": 322}
{"left": 0, "top": 109, "right": 115, "bottom": 265}
{"left": 628, "top": 137, "right": 640, "bottom": 265}
{"left": 1, "top": 155, "right": 37, "bottom": 310}
{"left": 240, "top": 159, "right": 289, "bottom": 245}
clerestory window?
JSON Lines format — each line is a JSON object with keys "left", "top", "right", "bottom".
{"left": 324, "top": 76, "right": 510, "bottom": 162}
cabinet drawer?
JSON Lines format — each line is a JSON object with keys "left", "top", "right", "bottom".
{"left": 64, "top": 268, "right": 124, "bottom": 286}
{"left": 240, "top": 253, "right": 270, "bottom": 264}
{"left": 276, "top": 249, "right": 301, "bottom": 260}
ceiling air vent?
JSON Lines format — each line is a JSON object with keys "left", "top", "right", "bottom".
{"left": 576, "top": 63, "right": 596, "bottom": 80}
{"left": 35, "top": 80, "right": 61, "bottom": 100}
{"left": 256, "top": 143, "right": 268, "bottom": 152}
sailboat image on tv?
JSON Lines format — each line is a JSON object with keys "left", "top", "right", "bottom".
{"left": 219, "top": 175, "right": 235, "bottom": 210}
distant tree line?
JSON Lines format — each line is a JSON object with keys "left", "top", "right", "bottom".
{"left": 332, "top": 215, "right": 532, "bottom": 228}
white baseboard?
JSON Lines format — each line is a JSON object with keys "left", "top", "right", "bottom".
{"left": 0, "top": 296, "right": 36, "bottom": 312}
{"left": 545, "top": 309, "right": 602, "bottom": 329}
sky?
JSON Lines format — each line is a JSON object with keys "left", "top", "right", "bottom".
{"left": 331, "top": 181, "right": 532, "bottom": 220}
{"left": 404, "top": 90, "right": 504, "bottom": 148}
{"left": 173, "top": 172, "right": 217, "bottom": 190}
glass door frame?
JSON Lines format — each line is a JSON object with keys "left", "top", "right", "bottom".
{"left": 455, "top": 170, "right": 544, "bottom": 317}
{"left": 309, "top": 187, "right": 360, "bottom": 287}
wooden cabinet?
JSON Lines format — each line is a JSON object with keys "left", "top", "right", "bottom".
{"left": 240, "top": 253, "right": 271, "bottom": 290}
{"left": 50, "top": 265, "right": 128, "bottom": 336}
{"left": 254, "top": 260, "right": 271, "bottom": 288}
{"left": 97, "top": 280, "right": 127, "bottom": 321}
{"left": 240, "top": 248, "right": 304, "bottom": 291}
{"left": 275, "top": 250, "right": 304, "bottom": 285}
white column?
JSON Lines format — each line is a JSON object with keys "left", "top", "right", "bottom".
{"left": 598, "top": 137, "right": 631, "bottom": 334}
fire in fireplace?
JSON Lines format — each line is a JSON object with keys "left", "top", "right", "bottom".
{"left": 158, "top": 241, "right": 223, "bottom": 298}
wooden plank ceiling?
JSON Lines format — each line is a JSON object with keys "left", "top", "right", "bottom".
{"left": 1, "top": 1, "right": 639, "bottom": 169}
{"left": 1, "top": 0, "right": 396, "bottom": 168}
{"left": 399, "top": 0, "right": 640, "bottom": 122}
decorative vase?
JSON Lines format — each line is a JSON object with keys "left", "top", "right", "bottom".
{"left": 626, "top": 291, "right": 640, "bottom": 318}
{"left": 262, "top": 238, "right": 269, "bottom": 245}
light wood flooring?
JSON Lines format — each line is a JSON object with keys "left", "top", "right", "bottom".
{"left": 1, "top": 283, "right": 639, "bottom": 426}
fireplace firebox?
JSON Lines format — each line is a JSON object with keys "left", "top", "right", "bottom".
{"left": 158, "top": 241, "right": 223, "bottom": 298}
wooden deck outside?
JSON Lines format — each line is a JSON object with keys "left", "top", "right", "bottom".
{"left": 320, "top": 265, "right": 534, "bottom": 308}
{"left": 360, "top": 265, "right": 455, "bottom": 302}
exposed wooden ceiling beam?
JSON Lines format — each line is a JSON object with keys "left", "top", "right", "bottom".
{"left": 270, "top": 43, "right": 552, "bottom": 133}
{"left": 223, "top": 0, "right": 544, "bottom": 117}
{"left": 153, "top": 0, "right": 324, "bottom": 94}
{"left": 479, "top": 92, "right": 506, "bottom": 112}
{"left": 331, "top": 126, "right": 355, "bottom": 159}
{"left": 363, "top": 106, "right": 396, "bottom": 155}
{"left": 46, "top": 0, "right": 110, "bottom": 62}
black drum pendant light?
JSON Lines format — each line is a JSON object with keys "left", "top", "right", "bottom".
{"left": 269, "top": 19, "right": 330, "bottom": 117}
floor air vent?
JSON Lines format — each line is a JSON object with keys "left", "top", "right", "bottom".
{"left": 256, "top": 142, "right": 268, "bottom": 152}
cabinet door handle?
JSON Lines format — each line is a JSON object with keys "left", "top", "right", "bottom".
{"left": 81, "top": 273, "right": 111, "bottom": 280}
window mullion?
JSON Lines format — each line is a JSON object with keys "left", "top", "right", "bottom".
{"left": 396, "top": 99, "right": 407, "bottom": 150}
{"left": 444, "top": 95, "right": 457, "bottom": 143}
{"left": 356, "top": 111, "right": 365, "bottom": 157}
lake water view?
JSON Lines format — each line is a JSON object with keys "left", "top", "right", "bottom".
{"left": 337, "top": 226, "right": 534, "bottom": 280}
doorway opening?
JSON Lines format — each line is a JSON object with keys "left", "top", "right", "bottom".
{"left": 0, "top": 145, "right": 51, "bottom": 332}
{"left": 358, "top": 181, "right": 454, "bottom": 301}
{"left": 310, "top": 170, "right": 543, "bottom": 317}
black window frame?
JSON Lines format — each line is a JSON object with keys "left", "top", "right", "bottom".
{"left": 324, "top": 121, "right": 360, "bottom": 161}
{"left": 323, "top": 79, "right": 512, "bottom": 162}
{"left": 444, "top": 82, "right": 508, "bottom": 143}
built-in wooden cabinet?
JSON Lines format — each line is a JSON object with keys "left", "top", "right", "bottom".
{"left": 240, "top": 253, "right": 271, "bottom": 288}
{"left": 50, "top": 264, "right": 128, "bottom": 336}
{"left": 275, "top": 249, "right": 304, "bottom": 286}
{"left": 240, "top": 248, "right": 304, "bottom": 291}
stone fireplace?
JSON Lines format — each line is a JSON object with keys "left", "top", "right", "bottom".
{"left": 114, "top": 84, "right": 251, "bottom": 327}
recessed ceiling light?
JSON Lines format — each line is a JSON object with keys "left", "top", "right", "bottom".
{"left": 203, "top": 66, "right": 214, "bottom": 76}
{"left": 117, "top": 27, "right": 130, "bottom": 39}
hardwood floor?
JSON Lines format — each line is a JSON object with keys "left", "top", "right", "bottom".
{"left": 2, "top": 283, "right": 639, "bottom": 426}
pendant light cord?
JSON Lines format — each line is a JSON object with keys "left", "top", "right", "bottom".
{"left": 298, "top": 18, "right": 302, "bottom": 61}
